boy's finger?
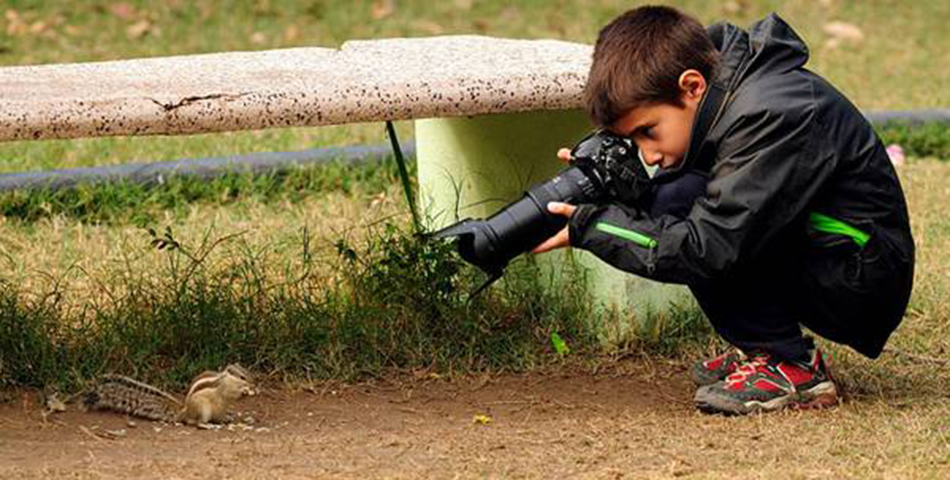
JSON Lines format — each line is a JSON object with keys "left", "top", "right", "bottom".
{"left": 547, "top": 202, "right": 577, "bottom": 217}
{"left": 531, "top": 238, "right": 556, "bottom": 253}
{"left": 557, "top": 148, "right": 572, "bottom": 163}
{"left": 532, "top": 228, "right": 568, "bottom": 253}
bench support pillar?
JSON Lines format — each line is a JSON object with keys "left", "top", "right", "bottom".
{"left": 414, "top": 110, "right": 690, "bottom": 336}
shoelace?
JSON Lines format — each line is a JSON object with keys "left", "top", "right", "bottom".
{"left": 724, "top": 354, "right": 771, "bottom": 386}
{"left": 704, "top": 349, "right": 747, "bottom": 369}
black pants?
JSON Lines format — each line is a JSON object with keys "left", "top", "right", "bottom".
{"left": 648, "top": 171, "right": 912, "bottom": 362}
{"left": 650, "top": 172, "right": 814, "bottom": 363}
{"left": 649, "top": 171, "right": 914, "bottom": 361}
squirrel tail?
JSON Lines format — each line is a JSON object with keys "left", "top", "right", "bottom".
{"left": 83, "top": 374, "right": 182, "bottom": 422}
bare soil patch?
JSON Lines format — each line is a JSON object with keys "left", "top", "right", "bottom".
{"left": 1, "top": 360, "right": 947, "bottom": 479}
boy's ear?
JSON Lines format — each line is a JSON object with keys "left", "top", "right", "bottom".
{"left": 678, "top": 69, "right": 707, "bottom": 102}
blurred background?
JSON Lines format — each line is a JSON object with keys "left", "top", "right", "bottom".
{"left": 1, "top": 0, "right": 946, "bottom": 172}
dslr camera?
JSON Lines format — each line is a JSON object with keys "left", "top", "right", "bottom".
{"left": 432, "top": 129, "right": 653, "bottom": 282}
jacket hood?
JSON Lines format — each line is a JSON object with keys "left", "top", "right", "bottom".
{"left": 709, "top": 13, "right": 810, "bottom": 91}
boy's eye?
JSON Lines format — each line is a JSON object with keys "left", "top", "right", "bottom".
{"left": 637, "top": 125, "right": 655, "bottom": 139}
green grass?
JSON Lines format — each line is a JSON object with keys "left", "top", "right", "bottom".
{"left": 0, "top": 157, "right": 402, "bottom": 225}
{"left": 878, "top": 123, "right": 950, "bottom": 160}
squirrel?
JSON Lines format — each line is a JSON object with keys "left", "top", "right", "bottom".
{"left": 82, "top": 364, "right": 255, "bottom": 426}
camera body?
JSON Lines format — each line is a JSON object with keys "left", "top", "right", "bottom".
{"left": 432, "top": 129, "right": 653, "bottom": 277}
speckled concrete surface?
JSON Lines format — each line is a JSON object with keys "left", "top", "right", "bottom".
{"left": 0, "top": 36, "right": 592, "bottom": 142}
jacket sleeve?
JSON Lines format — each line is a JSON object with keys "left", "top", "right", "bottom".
{"left": 569, "top": 101, "right": 835, "bottom": 284}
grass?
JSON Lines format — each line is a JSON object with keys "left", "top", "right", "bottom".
{"left": 1, "top": 157, "right": 947, "bottom": 396}
{"left": 0, "top": 157, "right": 402, "bottom": 225}
{"left": 878, "top": 122, "right": 950, "bottom": 160}
{"left": 0, "top": 214, "right": 609, "bottom": 390}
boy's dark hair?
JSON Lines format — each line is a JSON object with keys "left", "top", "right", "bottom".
{"left": 584, "top": 6, "right": 720, "bottom": 127}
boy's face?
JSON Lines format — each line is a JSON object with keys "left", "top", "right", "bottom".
{"left": 610, "top": 102, "right": 698, "bottom": 170}
{"left": 608, "top": 70, "right": 706, "bottom": 170}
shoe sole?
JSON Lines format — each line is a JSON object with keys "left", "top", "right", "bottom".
{"left": 695, "top": 381, "right": 838, "bottom": 415}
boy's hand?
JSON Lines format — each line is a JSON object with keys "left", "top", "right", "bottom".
{"left": 532, "top": 202, "right": 577, "bottom": 253}
{"left": 531, "top": 148, "right": 576, "bottom": 254}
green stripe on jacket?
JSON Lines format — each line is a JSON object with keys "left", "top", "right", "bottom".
{"left": 809, "top": 212, "right": 870, "bottom": 248}
{"left": 594, "top": 222, "right": 658, "bottom": 249}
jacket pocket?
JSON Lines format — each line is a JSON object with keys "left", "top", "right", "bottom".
{"left": 806, "top": 221, "right": 889, "bottom": 297}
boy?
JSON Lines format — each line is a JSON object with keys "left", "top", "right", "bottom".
{"left": 534, "top": 6, "right": 915, "bottom": 414}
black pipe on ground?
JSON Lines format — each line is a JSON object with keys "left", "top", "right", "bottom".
{"left": 864, "top": 109, "right": 950, "bottom": 126}
{"left": 0, "top": 144, "right": 414, "bottom": 192}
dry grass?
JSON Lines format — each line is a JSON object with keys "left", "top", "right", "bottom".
{"left": 619, "top": 402, "right": 950, "bottom": 478}
{"left": 0, "top": 182, "right": 405, "bottom": 303}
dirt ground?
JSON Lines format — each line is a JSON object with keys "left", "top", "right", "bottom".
{"left": 1, "top": 360, "right": 947, "bottom": 479}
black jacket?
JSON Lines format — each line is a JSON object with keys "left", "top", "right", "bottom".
{"left": 569, "top": 14, "right": 915, "bottom": 357}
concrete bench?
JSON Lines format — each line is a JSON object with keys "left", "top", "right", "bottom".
{"left": 0, "top": 36, "right": 688, "bottom": 320}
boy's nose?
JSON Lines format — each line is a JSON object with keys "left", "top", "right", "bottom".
{"left": 639, "top": 148, "right": 663, "bottom": 166}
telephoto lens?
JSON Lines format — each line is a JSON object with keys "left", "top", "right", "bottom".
{"left": 431, "top": 166, "right": 598, "bottom": 276}
{"left": 431, "top": 129, "right": 646, "bottom": 285}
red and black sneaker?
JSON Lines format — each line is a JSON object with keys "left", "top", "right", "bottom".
{"left": 694, "top": 349, "right": 838, "bottom": 415}
{"left": 690, "top": 349, "right": 746, "bottom": 386}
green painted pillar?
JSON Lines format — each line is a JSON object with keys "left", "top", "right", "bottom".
{"left": 414, "top": 109, "right": 690, "bottom": 333}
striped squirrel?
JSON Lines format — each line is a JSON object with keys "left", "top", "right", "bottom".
{"left": 82, "top": 364, "right": 254, "bottom": 426}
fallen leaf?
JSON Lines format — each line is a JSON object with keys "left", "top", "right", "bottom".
{"left": 823, "top": 21, "right": 864, "bottom": 44}
{"left": 283, "top": 24, "right": 300, "bottom": 42}
{"left": 723, "top": 0, "right": 750, "bottom": 15}
{"left": 371, "top": 0, "right": 395, "bottom": 20}
{"left": 251, "top": 32, "right": 267, "bottom": 45}
{"left": 109, "top": 2, "right": 137, "bottom": 21}
{"left": 472, "top": 414, "right": 492, "bottom": 425}
{"left": 5, "top": 9, "right": 27, "bottom": 36}
{"left": 126, "top": 19, "right": 151, "bottom": 39}
{"left": 29, "top": 20, "right": 47, "bottom": 35}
